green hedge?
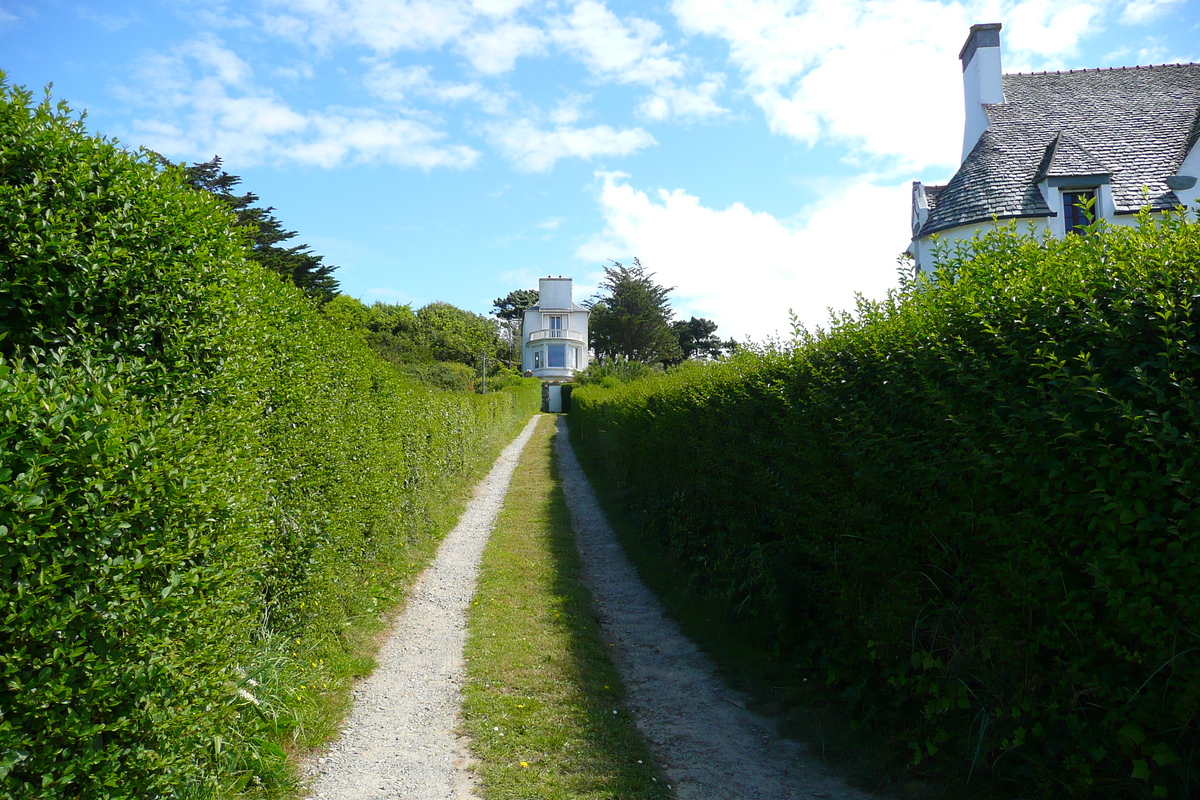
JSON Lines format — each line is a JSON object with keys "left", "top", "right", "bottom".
{"left": 0, "top": 79, "right": 539, "bottom": 798}
{"left": 571, "top": 213, "right": 1200, "bottom": 798}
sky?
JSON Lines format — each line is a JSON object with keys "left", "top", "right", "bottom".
{"left": 2, "top": 0, "right": 1198, "bottom": 341}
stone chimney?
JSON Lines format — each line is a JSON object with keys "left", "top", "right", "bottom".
{"left": 960, "top": 22, "right": 1004, "bottom": 162}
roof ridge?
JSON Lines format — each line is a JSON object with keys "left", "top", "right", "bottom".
{"left": 1006, "top": 62, "right": 1200, "bottom": 77}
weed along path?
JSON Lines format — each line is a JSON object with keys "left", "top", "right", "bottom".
{"left": 304, "top": 415, "right": 540, "bottom": 800}
{"left": 555, "top": 417, "right": 875, "bottom": 800}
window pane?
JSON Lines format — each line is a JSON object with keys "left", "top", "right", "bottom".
{"left": 1063, "top": 190, "right": 1096, "bottom": 235}
{"left": 548, "top": 344, "right": 566, "bottom": 368}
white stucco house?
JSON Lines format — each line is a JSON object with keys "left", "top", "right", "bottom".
{"left": 908, "top": 23, "right": 1200, "bottom": 272}
{"left": 521, "top": 276, "right": 590, "bottom": 381}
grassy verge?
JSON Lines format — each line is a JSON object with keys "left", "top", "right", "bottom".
{"left": 271, "top": 407, "right": 538, "bottom": 796}
{"left": 566, "top": 423, "right": 983, "bottom": 800}
{"left": 463, "top": 415, "right": 671, "bottom": 800}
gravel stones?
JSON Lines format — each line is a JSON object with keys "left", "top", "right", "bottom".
{"left": 555, "top": 416, "right": 873, "bottom": 800}
{"left": 304, "top": 416, "right": 540, "bottom": 800}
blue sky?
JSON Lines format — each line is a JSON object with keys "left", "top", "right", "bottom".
{"left": 2, "top": 0, "right": 1197, "bottom": 340}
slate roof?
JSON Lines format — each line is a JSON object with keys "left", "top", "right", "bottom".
{"left": 919, "top": 64, "right": 1200, "bottom": 237}
{"left": 1036, "top": 132, "right": 1112, "bottom": 179}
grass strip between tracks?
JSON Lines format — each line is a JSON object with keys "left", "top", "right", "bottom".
{"left": 463, "top": 414, "right": 671, "bottom": 800}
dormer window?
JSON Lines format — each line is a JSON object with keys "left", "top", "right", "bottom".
{"left": 1062, "top": 189, "right": 1097, "bottom": 235}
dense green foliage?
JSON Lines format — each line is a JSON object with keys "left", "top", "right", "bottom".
{"left": 573, "top": 357, "right": 656, "bottom": 387}
{"left": 588, "top": 259, "right": 683, "bottom": 367}
{"left": 322, "top": 295, "right": 512, "bottom": 390}
{"left": 572, "top": 214, "right": 1200, "bottom": 798}
{"left": 0, "top": 81, "right": 539, "bottom": 798}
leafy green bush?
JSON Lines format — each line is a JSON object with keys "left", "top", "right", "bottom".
{"left": 572, "top": 213, "right": 1200, "bottom": 798}
{"left": 0, "top": 78, "right": 539, "bottom": 798}
{"left": 574, "top": 357, "right": 656, "bottom": 387}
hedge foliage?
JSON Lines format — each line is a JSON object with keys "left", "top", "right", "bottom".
{"left": 571, "top": 212, "right": 1200, "bottom": 798}
{"left": 0, "top": 80, "right": 540, "bottom": 798}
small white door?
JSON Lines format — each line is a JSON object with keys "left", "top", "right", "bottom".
{"left": 547, "top": 384, "right": 563, "bottom": 413}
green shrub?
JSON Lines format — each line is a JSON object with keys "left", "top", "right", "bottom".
{"left": 0, "top": 78, "right": 540, "bottom": 798}
{"left": 572, "top": 213, "right": 1200, "bottom": 798}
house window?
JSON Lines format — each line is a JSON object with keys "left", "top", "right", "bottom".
{"left": 547, "top": 344, "right": 566, "bottom": 368}
{"left": 546, "top": 315, "right": 563, "bottom": 331}
{"left": 533, "top": 349, "right": 542, "bottom": 369}
{"left": 1062, "top": 189, "right": 1097, "bottom": 235}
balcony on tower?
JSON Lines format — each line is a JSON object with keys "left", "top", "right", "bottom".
{"left": 521, "top": 276, "right": 590, "bottom": 380}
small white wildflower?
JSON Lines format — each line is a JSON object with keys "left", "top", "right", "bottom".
{"left": 238, "top": 688, "right": 260, "bottom": 706}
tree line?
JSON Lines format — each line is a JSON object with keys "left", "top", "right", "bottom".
{"left": 495, "top": 259, "right": 735, "bottom": 380}
{"left": 176, "top": 156, "right": 732, "bottom": 389}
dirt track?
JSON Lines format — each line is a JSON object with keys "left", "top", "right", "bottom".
{"left": 555, "top": 416, "right": 874, "bottom": 800}
{"left": 304, "top": 414, "right": 872, "bottom": 799}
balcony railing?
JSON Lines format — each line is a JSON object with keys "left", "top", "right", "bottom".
{"left": 528, "top": 328, "right": 585, "bottom": 342}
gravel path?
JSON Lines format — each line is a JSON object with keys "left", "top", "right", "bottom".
{"left": 554, "top": 416, "right": 876, "bottom": 800}
{"left": 303, "top": 416, "right": 539, "bottom": 800}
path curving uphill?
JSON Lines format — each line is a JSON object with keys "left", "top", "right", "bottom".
{"left": 304, "top": 416, "right": 540, "bottom": 800}
{"left": 555, "top": 416, "right": 875, "bottom": 800}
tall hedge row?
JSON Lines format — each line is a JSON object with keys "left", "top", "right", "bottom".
{"left": 571, "top": 212, "right": 1200, "bottom": 798}
{"left": 0, "top": 81, "right": 540, "bottom": 798}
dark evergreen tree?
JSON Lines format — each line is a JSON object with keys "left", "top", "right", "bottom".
{"left": 491, "top": 288, "right": 539, "bottom": 368}
{"left": 668, "top": 316, "right": 730, "bottom": 364}
{"left": 491, "top": 288, "right": 539, "bottom": 321}
{"left": 178, "top": 156, "right": 340, "bottom": 302}
{"left": 587, "top": 259, "right": 682, "bottom": 366}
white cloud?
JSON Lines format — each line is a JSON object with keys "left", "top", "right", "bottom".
{"left": 1120, "top": 0, "right": 1185, "bottom": 24}
{"left": 471, "top": 0, "right": 538, "bottom": 16}
{"left": 672, "top": 0, "right": 969, "bottom": 170}
{"left": 577, "top": 171, "right": 907, "bottom": 340}
{"left": 128, "top": 38, "right": 479, "bottom": 169}
{"left": 1135, "top": 42, "right": 1172, "bottom": 62}
{"left": 638, "top": 76, "right": 727, "bottom": 121}
{"left": 261, "top": 0, "right": 475, "bottom": 54}
{"left": 548, "top": 93, "right": 591, "bottom": 125}
{"left": 488, "top": 119, "right": 656, "bottom": 171}
{"left": 293, "top": 112, "right": 480, "bottom": 168}
{"left": 272, "top": 61, "right": 316, "bottom": 80}
{"left": 364, "top": 62, "right": 510, "bottom": 114}
{"left": 458, "top": 21, "right": 547, "bottom": 73}
{"left": 1003, "top": 0, "right": 1103, "bottom": 62}
{"left": 670, "top": 0, "right": 1111, "bottom": 170}
{"left": 550, "top": 0, "right": 685, "bottom": 85}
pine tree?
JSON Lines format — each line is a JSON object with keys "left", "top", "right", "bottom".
{"left": 178, "top": 156, "right": 340, "bottom": 302}
{"left": 588, "top": 259, "right": 682, "bottom": 366}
